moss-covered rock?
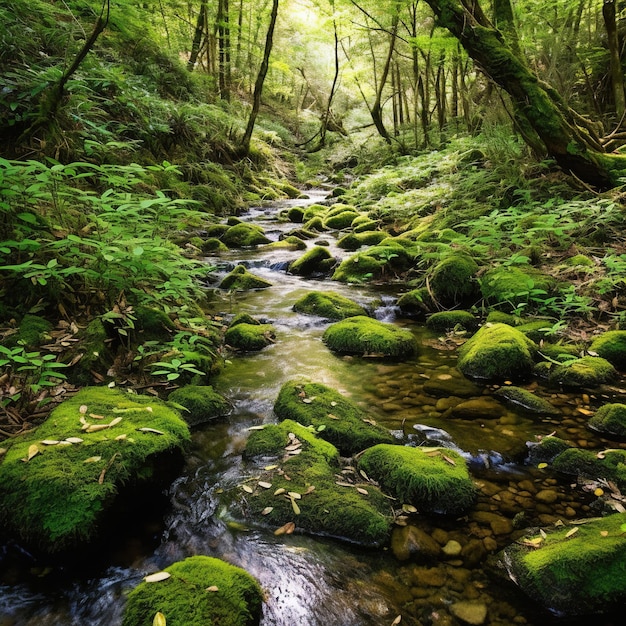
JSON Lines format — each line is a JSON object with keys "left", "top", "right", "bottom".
{"left": 536, "top": 342, "right": 581, "bottom": 362}
{"left": 353, "top": 218, "right": 380, "bottom": 233}
{"left": 292, "top": 291, "right": 367, "bottom": 320}
{"left": 499, "top": 513, "right": 626, "bottom": 615}
{"left": 548, "top": 356, "right": 616, "bottom": 388}
{"left": 336, "top": 231, "right": 387, "bottom": 251}
{"left": 323, "top": 316, "right": 417, "bottom": 358}
{"left": 5, "top": 314, "right": 52, "bottom": 348}
{"left": 302, "top": 216, "right": 327, "bottom": 232}
{"left": 219, "top": 265, "right": 272, "bottom": 290}
{"left": 168, "top": 385, "right": 230, "bottom": 427}
{"left": 589, "top": 330, "right": 626, "bottom": 370}
{"left": 287, "top": 206, "right": 305, "bottom": 223}
{"left": 66, "top": 318, "right": 113, "bottom": 385}
{"left": 202, "top": 237, "right": 229, "bottom": 253}
{"left": 274, "top": 380, "right": 394, "bottom": 455}
{"left": 225, "top": 323, "right": 275, "bottom": 351}
{"left": 457, "top": 323, "right": 536, "bottom": 381}
{"left": 527, "top": 435, "right": 572, "bottom": 465}
{"left": 588, "top": 403, "right": 626, "bottom": 437}
{"left": 425, "top": 311, "right": 478, "bottom": 333}
{"left": 427, "top": 254, "right": 479, "bottom": 306}
{"left": 263, "top": 235, "right": 307, "bottom": 251}
{"left": 122, "top": 556, "right": 263, "bottom": 626}
{"left": 493, "top": 386, "right": 559, "bottom": 415}
{"left": 485, "top": 311, "right": 520, "bottom": 326}
{"left": 397, "top": 288, "right": 436, "bottom": 317}
{"left": 302, "top": 203, "right": 328, "bottom": 221}
{"left": 358, "top": 444, "right": 476, "bottom": 515}
{"left": 332, "top": 243, "right": 417, "bottom": 283}
{"left": 0, "top": 387, "right": 190, "bottom": 553}
{"left": 221, "top": 223, "right": 270, "bottom": 247}
{"left": 134, "top": 306, "right": 176, "bottom": 341}
{"left": 552, "top": 448, "right": 626, "bottom": 489}
{"left": 230, "top": 312, "right": 261, "bottom": 327}
{"left": 515, "top": 320, "right": 554, "bottom": 342}
{"left": 480, "top": 266, "right": 556, "bottom": 309}
{"left": 287, "top": 246, "right": 335, "bottom": 276}
{"left": 323, "top": 210, "right": 360, "bottom": 230}
{"left": 240, "top": 420, "right": 391, "bottom": 546}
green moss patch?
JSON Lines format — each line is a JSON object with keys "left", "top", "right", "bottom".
{"left": 323, "top": 316, "right": 417, "bottom": 358}
{"left": 263, "top": 236, "right": 307, "bottom": 251}
{"left": 219, "top": 265, "right": 272, "bottom": 290}
{"left": 480, "top": 266, "right": 556, "bottom": 309}
{"left": 397, "top": 288, "right": 436, "bottom": 317}
{"left": 134, "top": 306, "right": 176, "bottom": 341}
{"left": 0, "top": 387, "right": 190, "bottom": 553}
{"left": 552, "top": 448, "right": 626, "bottom": 489}
{"left": 287, "top": 246, "right": 335, "bottom": 276}
{"left": 4, "top": 314, "right": 53, "bottom": 348}
{"left": 122, "top": 556, "right": 263, "bottom": 626}
{"left": 221, "top": 223, "right": 270, "bottom": 247}
{"left": 425, "top": 311, "right": 478, "bottom": 333}
{"left": 323, "top": 210, "right": 359, "bottom": 230}
{"left": 548, "top": 356, "right": 616, "bottom": 388}
{"left": 240, "top": 420, "right": 391, "bottom": 546}
{"left": 500, "top": 513, "right": 626, "bottom": 615}
{"left": 274, "top": 380, "right": 394, "bottom": 455}
{"left": 457, "top": 323, "right": 536, "bottom": 381}
{"left": 589, "top": 330, "right": 626, "bottom": 370}
{"left": 332, "top": 243, "right": 417, "bottom": 283}
{"left": 225, "top": 323, "right": 275, "bottom": 352}
{"left": 292, "top": 291, "right": 367, "bottom": 320}
{"left": 427, "top": 254, "right": 479, "bottom": 306}
{"left": 168, "top": 385, "right": 230, "bottom": 427}
{"left": 493, "top": 386, "right": 558, "bottom": 415}
{"left": 358, "top": 444, "right": 476, "bottom": 515}
{"left": 588, "top": 403, "right": 626, "bottom": 437}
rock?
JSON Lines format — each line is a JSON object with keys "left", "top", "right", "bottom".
{"left": 423, "top": 378, "right": 481, "bottom": 398}
{"left": 527, "top": 435, "right": 572, "bottom": 465}
{"left": 494, "top": 385, "right": 559, "bottom": 415}
{"left": 168, "top": 385, "right": 230, "bottom": 427}
{"left": 427, "top": 254, "right": 480, "bottom": 307}
{"left": 588, "top": 402, "right": 626, "bottom": 437}
{"left": 0, "top": 387, "right": 190, "bottom": 554}
{"left": 442, "top": 539, "right": 463, "bottom": 557}
{"left": 414, "top": 566, "right": 447, "bottom": 587}
{"left": 445, "top": 397, "right": 506, "bottom": 420}
{"left": 589, "top": 330, "right": 626, "bottom": 369}
{"left": 273, "top": 380, "right": 394, "bottom": 455}
{"left": 450, "top": 601, "right": 488, "bottom": 625}
{"left": 358, "top": 444, "right": 476, "bottom": 515}
{"left": 426, "top": 310, "right": 479, "bottom": 333}
{"left": 323, "top": 209, "right": 360, "bottom": 230}
{"left": 397, "top": 287, "right": 436, "bottom": 317}
{"left": 225, "top": 322, "right": 275, "bottom": 351}
{"left": 552, "top": 448, "right": 626, "bottom": 490}
{"left": 498, "top": 512, "right": 626, "bottom": 615}
{"left": 535, "top": 489, "right": 559, "bottom": 504}
{"left": 391, "top": 525, "right": 441, "bottom": 561}
{"left": 264, "top": 235, "right": 307, "bottom": 251}
{"left": 293, "top": 290, "right": 367, "bottom": 320}
{"left": 462, "top": 539, "right": 488, "bottom": 567}
{"left": 457, "top": 323, "right": 536, "bottom": 381}
{"left": 480, "top": 266, "right": 556, "bottom": 308}
{"left": 288, "top": 246, "right": 335, "bottom": 276}
{"left": 323, "top": 316, "right": 418, "bottom": 358}
{"left": 332, "top": 242, "right": 417, "bottom": 283}
{"left": 221, "top": 222, "right": 270, "bottom": 247}
{"left": 122, "top": 556, "right": 263, "bottom": 626}
{"left": 548, "top": 356, "right": 616, "bottom": 388}
{"left": 219, "top": 264, "right": 272, "bottom": 290}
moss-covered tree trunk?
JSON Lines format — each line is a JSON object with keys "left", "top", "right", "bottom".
{"left": 422, "top": 0, "right": 626, "bottom": 188}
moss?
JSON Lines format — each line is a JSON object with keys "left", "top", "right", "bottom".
{"left": 589, "top": 330, "right": 626, "bottom": 370}
{"left": 202, "top": 237, "right": 229, "bottom": 253}
{"left": 230, "top": 313, "right": 260, "bottom": 327}
{"left": 292, "top": 291, "right": 367, "bottom": 320}
{"left": 358, "top": 444, "right": 476, "bottom": 515}
{"left": 219, "top": 265, "right": 272, "bottom": 290}
{"left": 273, "top": 380, "right": 394, "bottom": 455}
{"left": 457, "top": 323, "right": 536, "bottom": 381}
{"left": 241, "top": 420, "right": 391, "bottom": 546}
{"left": 588, "top": 403, "right": 626, "bottom": 437}
{"left": 425, "top": 311, "right": 478, "bottom": 333}
{"left": 515, "top": 320, "right": 554, "bottom": 342}
{"left": 323, "top": 210, "right": 359, "bottom": 230}
{"left": 501, "top": 513, "right": 626, "bottom": 615}
{"left": 397, "top": 288, "right": 436, "bottom": 317}
{"left": 134, "top": 306, "right": 176, "bottom": 341}
{"left": 221, "top": 223, "right": 270, "bottom": 248}
{"left": 0, "top": 387, "right": 190, "bottom": 553}
{"left": 302, "top": 203, "right": 328, "bottom": 221}
{"left": 286, "top": 206, "right": 305, "bottom": 223}
{"left": 536, "top": 342, "right": 581, "bottom": 362}
{"left": 332, "top": 243, "right": 417, "bottom": 283}
{"left": 485, "top": 311, "right": 520, "bottom": 326}
{"left": 527, "top": 435, "right": 572, "bottom": 465}
{"left": 332, "top": 252, "right": 383, "bottom": 283}
{"left": 225, "top": 323, "right": 275, "bottom": 352}
{"left": 493, "top": 386, "right": 558, "bottom": 414}
{"left": 480, "top": 266, "right": 556, "bottom": 309}
{"left": 353, "top": 219, "right": 380, "bottom": 233}
{"left": 5, "top": 314, "right": 52, "bottom": 348}
{"left": 323, "top": 316, "right": 417, "bottom": 358}
{"left": 303, "top": 216, "right": 327, "bottom": 232}
{"left": 122, "top": 556, "right": 263, "bottom": 626}
{"left": 566, "top": 254, "right": 595, "bottom": 267}
{"left": 66, "top": 318, "right": 112, "bottom": 385}
{"left": 548, "top": 356, "right": 616, "bottom": 388}
{"left": 337, "top": 231, "right": 387, "bottom": 250}
{"left": 552, "top": 448, "right": 626, "bottom": 488}
{"left": 206, "top": 224, "right": 230, "bottom": 238}
{"left": 263, "top": 236, "right": 307, "bottom": 251}
{"left": 287, "top": 246, "right": 335, "bottom": 276}
{"left": 168, "top": 385, "right": 230, "bottom": 427}
{"left": 427, "top": 254, "right": 479, "bottom": 306}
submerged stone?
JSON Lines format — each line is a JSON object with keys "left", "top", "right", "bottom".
{"left": 168, "top": 385, "right": 230, "bottom": 427}
{"left": 450, "top": 601, "right": 488, "bottom": 625}
{"left": 548, "top": 356, "right": 616, "bottom": 388}
{"left": 456, "top": 323, "right": 536, "bottom": 381}
{"left": 225, "top": 322, "right": 275, "bottom": 351}
{"left": 220, "top": 265, "right": 272, "bottom": 290}
{"left": 122, "top": 556, "right": 263, "bottom": 626}
{"left": 358, "top": 444, "right": 476, "bottom": 515}
{"left": 323, "top": 316, "right": 417, "bottom": 358}
{"left": 423, "top": 377, "right": 481, "bottom": 398}
{"left": 288, "top": 246, "right": 335, "bottom": 276}
{"left": 242, "top": 420, "right": 391, "bottom": 546}
{"left": 292, "top": 290, "right": 368, "bottom": 320}
{"left": 493, "top": 386, "right": 559, "bottom": 415}
{"left": 0, "top": 387, "right": 190, "bottom": 554}
{"left": 498, "top": 513, "right": 626, "bottom": 615}
{"left": 444, "top": 397, "right": 506, "bottom": 420}
{"left": 589, "top": 330, "right": 626, "bottom": 369}
{"left": 391, "top": 525, "right": 441, "bottom": 562}
{"left": 588, "top": 403, "right": 626, "bottom": 437}
{"left": 274, "top": 380, "right": 394, "bottom": 455}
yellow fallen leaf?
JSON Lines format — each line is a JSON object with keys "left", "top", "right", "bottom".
{"left": 565, "top": 527, "right": 579, "bottom": 538}
{"left": 601, "top": 530, "right": 609, "bottom": 537}
{"left": 27, "top": 444, "right": 40, "bottom": 461}
{"left": 115, "top": 434, "right": 127, "bottom": 441}
{"left": 153, "top": 611, "right": 166, "bottom": 626}
{"left": 274, "top": 522, "right": 295, "bottom": 536}
{"left": 258, "top": 481, "right": 272, "bottom": 489}
{"left": 304, "top": 485, "right": 316, "bottom": 495}
{"left": 86, "top": 424, "right": 110, "bottom": 433}
{"left": 356, "top": 487, "right": 368, "bottom": 495}
{"left": 288, "top": 491, "right": 301, "bottom": 500}
{"left": 264, "top": 464, "right": 278, "bottom": 471}
{"left": 241, "top": 484, "right": 254, "bottom": 493}
{"left": 537, "top": 462, "right": 548, "bottom": 469}
{"left": 79, "top": 405, "right": 88, "bottom": 414}
{"left": 402, "top": 504, "right": 418, "bottom": 514}
{"left": 108, "top": 417, "right": 123, "bottom": 427}
{"left": 594, "top": 488, "right": 605, "bottom": 497}
{"left": 327, "top": 413, "right": 339, "bottom": 420}
{"left": 89, "top": 413, "right": 105, "bottom": 420}
{"left": 41, "top": 440, "right": 60, "bottom": 445}
{"left": 206, "top": 585, "right": 219, "bottom": 592}
{"left": 84, "top": 456, "right": 102, "bottom": 463}
{"left": 65, "top": 437, "right": 84, "bottom": 444}
{"left": 291, "top": 497, "right": 301, "bottom": 515}
{"left": 261, "top": 507, "right": 274, "bottom": 515}
{"left": 144, "top": 572, "right": 171, "bottom": 583}
{"left": 138, "top": 428, "right": 165, "bottom": 435}
{"left": 274, "top": 488, "right": 286, "bottom": 496}
{"left": 442, "top": 455, "right": 456, "bottom": 466}
{"left": 391, "top": 616, "right": 402, "bottom": 626}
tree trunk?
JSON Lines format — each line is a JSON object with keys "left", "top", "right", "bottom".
{"left": 603, "top": 0, "right": 625, "bottom": 118}
{"left": 217, "top": 0, "right": 231, "bottom": 101}
{"left": 240, "top": 0, "right": 279, "bottom": 156}
{"left": 188, "top": 1, "right": 207, "bottom": 71}
{"left": 421, "top": 0, "right": 626, "bottom": 188}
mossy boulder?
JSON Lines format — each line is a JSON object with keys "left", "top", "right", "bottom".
{"left": 552, "top": 448, "right": 626, "bottom": 489}
{"left": 480, "top": 266, "right": 556, "bottom": 309}
{"left": 230, "top": 312, "right": 261, "bottom": 327}
{"left": 287, "top": 206, "right": 305, "bottom": 223}
{"left": 427, "top": 254, "right": 479, "bottom": 306}
{"left": 358, "top": 444, "right": 476, "bottom": 515}
{"left": 588, "top": 403, "right": 626, "bottom": 437}
{"left": 287, "top": 246, "right": 335, "bottom": 276}
{"left": 303, "top": 216, "right": 327, "bottom": 232}
{"left": 274, "top": 380, "right": 394, "bottom": 455}
{"left": 456, "top": 323, "right": 536, "bottom": 381}
{"left": 353, "top": 219, "right": 380, "bottom": 233}
{"left": 493, "top": 386, "right": 559, "bottom": 415}
{"left": 134, "top": 306, "right": 176, "bottom": 341}
{"left": 292, "top": 291, "right": 367, "bottom": 320}
{"left": 515, "top": 320, "right": 554, "bottom": 342}
{"left": 240, "top": 420, "right": 391, "bottom": 546}
{"left": 397, "top": 288, "right": 436, "bottom": 317}
{"left": 499, "top": 513, "right": 626, "bottom": 615}
{"left": 332, "top": 243, "right": 416, "bottom": 283}
{"left": 548, "top": 356, "right": 616, "bottom": 388}
{"left": 168, "top": 385, "right": 230, "bottom": 427}
{"left": 4, "top": 314, "right": 52, "bottom": 347}
{"left": 323, "top": 316, "right": 417, "bottom": 358}
{"left": 219, "top": 265, "right": 272, "bottom": 290}
{"left": 527, "top": 435, "right": 572, "bottom": 465}
{"left": 221, "top": 223, "right": 270, "bottom": 247}
{"left": 323, "top": 210, "right": 360, "bottom": 230}
{"left": 425, "top": 311, "right": 478, "bottom": 333}
{"left": 122, "top": 556, "right": 263, "bottom": 626}
{"left": 332, "top": 252, "right": 383, "bottom": 283}
{"left": 302, "top": 203, "right": 328, "bottom": 221}
{"left": 263, "top": 236, "right": 307, "bottom": 251}
{"left": 225, "top": 323, "right": 275, "bottom": 351}
{"left": 202, "top": 237, "right": 229, "bottom": 253}
{"left": 0, "top": 387, "right": 190, "bottom": 553}
{"left": 589, "top": 330, "right": 626, "bottom": 370}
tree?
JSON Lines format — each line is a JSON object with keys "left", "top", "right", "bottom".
{"left": 420, "top": 0, "right": 626, "bottom": 188}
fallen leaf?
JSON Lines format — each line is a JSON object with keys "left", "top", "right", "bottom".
{"left": 304, "top": 485, "right": 316, "bottom": 495}
{"left": 79, "top": 405, "right": 88, "bottom": 414}
{"left": 83, "top": 456, "right": 102, "bottom": 463}
{"left": 65, "top": 437, "right": 84, "bottom": 444}
{"left": 41, "top": 440, "right": 60, "bottom": 446}
{"left": 359, "top": 469, "right": 369, "bottom": 481}
{"left": 327, "top": 413, "right": 339, "bottom": 420}
{"left": 108, "top": 417, "right": 123, "bottom": 427}
{"left": 565, "top": 527, "right": 579, "bottom": 538}
{"left": 594, "top": 488, "right": 605, "bottom": 497}
{"left": 601, "top": 530, "right": 609, "bottom": 537}
{"left": 274, "top": 488, "right": 286, "bottom": 496}
{"left": 153, "top": 611, "right": 166, "bottom": 626}
{"left": 442, "top": 455, "right": 456, "bottom": 466}
{"left": 302, "top": 398, "right": 313, "bottom": 404}
{"left": 144, "top": 572, "right": 171, "bottom": 583}
{"left": 537, "top": 462, "right": 548, "bottom": 469}
{"left": 89, "top": 413, "right": 105, "bottom": 420}
{"left": 115, "top": 434, "right": 127, "bottom": 441}
{"left": 206, "top": 585, "right": 219, "bottom": 592}
{"left": 356, "top": 487, "right": 368, "bottom": 495}
{"left": 287, "top": 491, "right": 301, "bottom": 499}
{"left": 264, "top": 464, "right": 278, "bottom": 471}
{"left": 274, "top": 522, "right": 296, "bottom": 536}
{"left": 25, "top": 444, "right": 40, "bottom": 461}
{"left": 138, "top": 428, "right": 165, "bottom": 435}
{"left": 261, "top": 507, "right": 274, "bottom": 515}
{"left": 86, "top": 424, "right": 110, "bottom": 433}
{"left": 391, "top": 616, "right": 402, "bottom": 626}
{"left": 291, "top": 498, "right": 301, "bottom": 515}
{"left": 258, "top": 481, "right": 272, "bottom": 489}
{"left": 330, "top": 401, "right": 337, "bottom": 407}
{"left": 402, "top": 504, "right": 418, "bottom": 514}
{"left": 247, "top": 425, "right": 266, "bottom": 431}
{"left": 241, "top": 484, "right": 254, "bottom": 493}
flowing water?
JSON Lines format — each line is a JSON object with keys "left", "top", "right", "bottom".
{"left": 2, "top": 192, "right": 626, "bottom": 625}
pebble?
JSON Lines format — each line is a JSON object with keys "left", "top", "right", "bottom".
{"left": 450, "top": 600, "right": 488, "bottom": 625}
{"left": 442, "top": 540, "right": 463, "bottom": 557}
{"left": 535, "top": 489, "right": 559, "bottom": 504}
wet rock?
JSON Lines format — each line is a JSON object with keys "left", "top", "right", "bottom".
{"left": 527, "top": 435, "right": 572, "bottom": 465}
{"left": 494, "top": 386, "right": 558, "bottom": 415}
{"left": 423, "top": 377, "right": 481, "bottom": 398}
{"left": 332, "top": 242, "right": 417, "bottom": 283}
{"left": 427, "top": 254, "right": 480, "bottom": 307}
{"left": 292, "top": 290, "right": 367, "bottom": 321}
{"left": 588, "top": 402, "right": 626, "bottom": 437}
{"left": 442, "top": 540, "right": 462, "bottom": 557}
{"left": 397, "top": 287, "right": 436, "bottom": 317}
{"left": 413, "top": 566, "right": 447, "bottom": 587}
{"left": 445, "top": 397, "right": 506, "bottom": 420}
{"left": 470, "top": 511, "right": 513, "bottom": 536}
{"left": 219, "top": 264, "right": 272, "bottom": 290}
{"left": 552, "top": 448, "right": 626, "bottom": 490}
{"left": 425, "top": 310, "right": 479, "bottom": 333}
{"left": 221, "top": 222, "right": 270, "bottom": 247}
{"left": 548, "top": 356, "right": 616, "bottom": 388}
{"left": 225, "top": 322, "right": 275, "bottom": 351}
{"left": 288, "top": 246, "right": 335, "bottom": 276}
{"left": 450, "top": 601, "right": 488, "bottom": 625}
{"left": 481, "top": 266, "right": 556, "bottom": 308}
{"left": 168, "top": 385, "right": 230, "bottom": 427}
{"left": 535, "top": 489, "right": 559, "bottom": 504}
{"left": 391, "top": 525, "right": 441, "bottom": 562}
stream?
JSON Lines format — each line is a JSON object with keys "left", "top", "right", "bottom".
{"left": 2, "top": 191, "right": 626, "bottom": 625}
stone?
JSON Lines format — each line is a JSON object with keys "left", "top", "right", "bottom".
{"left": 494, "top": 385, "right": 559, "bottom": 415}
{"left": 548, "top": 356, "right": 616, "bottom": 388}
{"left": 450, "top": 601, "right": 488, "bottom": 625}
{"left": 423, "top": 378, "right": 481, "bottom": 398}
{"left": 589, "top": 330, "right": 626, "bottom": 369}
{"left": 535, "top": 489, "right": 559, "bottom": 504}
{"left": 442, "top": 539, "right": 463, "bottom": 557}
{"left": 391, "top": 525, "right": 441, "bottom": 562}
{"left": 588, "top": 402, "right": 626, "bottom": 437}
{"left": 445, "top": 397, "right": 506, "bottom": 420}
